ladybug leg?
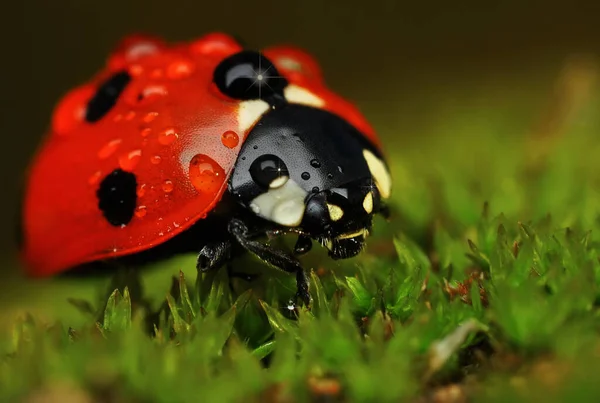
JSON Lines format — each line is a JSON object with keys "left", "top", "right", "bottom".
{"left": 228, "top": 218, "right": 312, "bottom": 307}
{"left": 196, "top": 240, "right": 232, "bottom": 272}
{"left": 293, "top": 235, "right": 313, "bottom": 255}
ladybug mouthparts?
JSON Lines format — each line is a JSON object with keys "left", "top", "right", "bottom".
{"left": 228, "top": 102, "right": 391, "bottom": 258}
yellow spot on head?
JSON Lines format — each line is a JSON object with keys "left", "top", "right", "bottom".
{"left": 327, "top": 203, "right": 344, "bottom": 221}
{"left": 363, "top": 149, "right": 391, "bottom": 199}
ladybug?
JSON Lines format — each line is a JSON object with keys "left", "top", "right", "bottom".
{"left": 19, "top": 33, "right": 392, "bottom": 306}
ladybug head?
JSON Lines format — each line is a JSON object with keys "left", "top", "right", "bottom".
{"left": 222, "top": 50, "right": 391, "bottom": 259}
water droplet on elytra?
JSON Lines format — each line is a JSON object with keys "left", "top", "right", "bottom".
{"left": 158, "top": 127, "right": 178, "bottom": 145}
{"left": 98, "top": 139, "right": 122, "bottom": 159}
{"left": 135, "top": 205, "right": 147, "bottom": 218}
{"left": 143, "top": 112, "right": 159, "bottom": 123}
{"left": 139, "top": 85, "right": 167, "bottom": 104}
{"left": 140, "top": 127, "right": 152, "bottom": 137}
{"left": 162, "top": 180, "right": 174, "bottom": 193}
{"left": 150, "top": 155, "right": 162, "bottom": 164}
{"left": 137, "top": 184, "right": 146, "bottom": 197}
{"left": 166, "top": 59, "right": 195, "bottom": 80}
{"left": 310, "top": 159, "right": 321, "bottom": 168}
{"left": 189, "top": 154, "right": 225, "bottom": 195}
{"left": 88, "top": 171, "right": 102, "bottom": 185}
{"left": 125, "top": 111, "right": 136, "bottom": 121}
{"left": 128, "top": 64, "right": 144, "bottom": 77}
{"left": 221, "top": 130, "right": 239, "bottom": 149}
{"left": 118, "top": 149, "right": 142, "bottom": 171}
{"left": 301, "top": 172, "right": 310, "bottom": 180}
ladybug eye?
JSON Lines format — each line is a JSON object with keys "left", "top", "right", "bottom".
{"left": 250, "top": 154, "right": 289, "bottom": 188}
{"left": 85, "top": 70, "right": 131, "bottom": 123}
{"left": 213, "top": 51, "right": 288, "bottom": 100}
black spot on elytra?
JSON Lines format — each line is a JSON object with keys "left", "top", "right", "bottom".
{"left": 85, "top": 71, "right": 131, "bottom": 123}
{"left": 97, "top": 169, "right": 137, "bottom": 226}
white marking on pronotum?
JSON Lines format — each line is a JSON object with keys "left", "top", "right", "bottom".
{"left": 363, "top": 191, "right": 374, "bottom": 214}
{"left": 238, "top": 99, "right": 270, "bottom": 134}
{"left": 284, "top": 85, "right": 324, "bottom": 108}
{"left": 249, "top": 178, "right": 307, "bottom": 227}
{"left": 327, "top": 203, "right": 344, "bottom": 221}
{"left": 269, "top": 176, "right": 288, "bottom": 189}
{"left": 363, "top": 149, "right": 392, "bottom": 199}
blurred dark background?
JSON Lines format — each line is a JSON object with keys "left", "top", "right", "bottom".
{"left": 2, "top": 0, "right": 600, "bottom": 259}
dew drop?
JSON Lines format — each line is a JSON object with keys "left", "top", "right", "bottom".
{"left": 253, "top": 145, "right": 258, "bottom": 150}
{"left": 118, "top": 149, "right": 142, "bottom": 171}
{"left": 137, "top": 184, "right": 146, "bottom": 197}
{"left": 150, "top": 155, "right": 162, "bottom": 164}
{"left": 128, "top": 64, "right": 144, "bottom": 77}
{"left": 310, "top": 159, "right": 321, "bottom": 168}
{"left": 158, "top": 127, "right": 178, "bottom": 145}
{"left": 140, "top": 127, "right": 152, "bottom": 137}
{"left": 312, "top": 186, "right": 320, "bottom": 193}
{"left": 135, "top": 205, "right": 147, "bottom": 218}
{"left": 167, "top": 59, "right": 195, "bottom": 80}
{"left": 301, "top": 172, "right": 311, "bottom": 180}
{"left": 143, "top": 112, "right": 159, "bottom": 123}
{"left": 327, "top": 173, "right": 334, "bottom": 179}
{"left": 162, "top": 180, "right": 174, "bottom": 193}
{"left": 98, "top": 139, "right": 122, "bottom": 159}
{"left": 139, "top": 85, "right": 167, "bottom": 104}
{"left": 113, "top": 114, "right": 123, "bottom": 123}
{"left": 221, "top": 130, "right": 239, "bottom": 149}
{"left": 337, "top": 165, "right": 344, "bottom": 173}
{"left": 189, "top": 154, "right": 225, "bottom": 195}
{"left": 88, "top": 171, "right": 102, "bottom": 185}
{"left": 125, "top": 111, "right": 136, "bottom": 121}
{"left": 126, "top": 41, "right": 160, "bottom": 60}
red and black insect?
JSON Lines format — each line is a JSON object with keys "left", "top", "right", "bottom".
{"left": 19, "top": 33, "right": 392, "bottom": 305}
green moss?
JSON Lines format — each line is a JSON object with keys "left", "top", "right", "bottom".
{"left": 5, "top": 69, "right": 600, "bottom": 402}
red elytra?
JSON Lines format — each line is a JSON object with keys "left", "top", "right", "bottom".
{"left": 21, "top": 33, "right": 380, "bottom": 277}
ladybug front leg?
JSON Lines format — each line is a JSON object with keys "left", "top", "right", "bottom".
{"left": 196, "top": 240, "right": 232, "bottom": 272}
{"left": 227, "top": 218, "right": 312, "bottom": 308}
